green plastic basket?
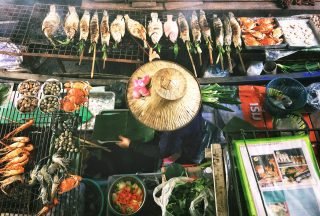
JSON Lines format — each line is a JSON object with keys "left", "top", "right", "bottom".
{"left": 265, "top": 78, "right": 307, "bottom": 116}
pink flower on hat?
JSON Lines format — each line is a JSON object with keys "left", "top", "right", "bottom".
{"left": 132, "top": 75, "right": 151, "bottom": 99}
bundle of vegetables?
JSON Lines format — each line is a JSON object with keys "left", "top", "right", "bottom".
{"left": 0, "top": 83, "right": 11, "bottom": 105}
{"left": 277, "top": 62, "right": 320, "bottom": 73}
{"left": 166, "top": 178, "right": 215, "bottom": 216}
{"left": 201, "top": 84, "right": 241, "bottom": 112}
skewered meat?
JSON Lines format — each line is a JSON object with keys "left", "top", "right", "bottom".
{"left": 78, "top": 10, "right": 90, "bottom": 65}
{"left": 124, "top": 14, "right": 147, "bottom": 48}
{"left": 229, "top": 12, "right": 242, "bottom": 49}
{"left": 163, "top": 15, "right": 179, "bottom": 44}
{"left": 100, "top": 10, "right": 110, "bottom": 47}
{"left": 177, "top": 13, "right": 197, "bottom": 77}
{"left": 101, "top": 10, "right": 110, "bottom": 69}
{"left": 223, "top": 16, "right": 233, "bottom": 73}
{"left": 199, "top": 10, "right": 213, "bottom": 65}
{"left": 42, "top": 5, "right": 60, "bottom": 47}
{"left": 89, "top": 11, "right": 99, "bottom": 78}
{"left": 213, "top": 14, "right": 224, "bottom": 70}
{"left": 191, "top": 11, "right": 202, "bottom": 65}
{"left": 110, "top": 15, "right": 125, "bottom": 45}
{"left": 62, "top": 6, "right": 79, "bottom": 43}
{"left": 177, "top": 13, "right": 190, "bottom": 43}
{"left": 147, "top": 12, "right": 163, "bottom": 45}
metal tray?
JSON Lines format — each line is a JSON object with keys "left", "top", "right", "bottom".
{"left": 241, "top": 17, "right": 288, "bottom": 50}
{"left": 276, "top": 17, "right": 320, "bottom": 49}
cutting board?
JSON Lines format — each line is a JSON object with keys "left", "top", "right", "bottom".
{"left": 92, "top": 109, "right": 154, "bottom": 142}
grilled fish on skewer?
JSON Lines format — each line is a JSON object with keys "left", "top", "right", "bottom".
{"left": 42, "top": 5, "right": 60, "bottom": 48}
{"left": 177, "top": 13, "right": 197, "bottom": 77}
{"left": 163, "top": 15, "right": 179, "bottom": 58}
{"left": 110, "top": 15, "right": 125, "bottom": 46}
{"left": 59, "top": 6, "right": 79, "bottom": 45}
{"left": 191, "top": 11, "right": 202, "bottom": 66}
{"left": 78, "top": 10, "right": 90, "bottom": 65}
{"left": 89, "top": 11, "right": 99, "bottom": 79}
{"left": 100, "top": 10, "right": 110, "bottom": 69}
{"left": 124, "top": 14, "right": 148, "bottom": 48}
{"left": 147, "top": 12, "right": 163, "bottom": 52}
{"left": 213, "top": 14, "right": 225, "bottom": 71}
{"left": 229, "top": 12, "right": 246, "bottom": 73}
{"left": 199, "top": 10, "right": 213, "bottom": 65}
{"left": 223, "top": 16, "right": 233, "bottom": 73}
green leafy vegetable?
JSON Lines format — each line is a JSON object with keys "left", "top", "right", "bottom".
{"left": 166, "top": 178, "right": 213, "bottom": 216}
{"left": 277, "top": 62, "right": 320, "bottom": 73}
{"left": 0, "top": 84, "right": 11, "bottom": 105}
{"left": 174, "top": 43, "right": 179, "bottom": 59}
{"left": 201, "top": 84, "right": 241, "bottom": 112}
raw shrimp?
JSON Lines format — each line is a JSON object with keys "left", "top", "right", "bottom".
{"left": 11, "top": 137, "right": 30, "bottom": 143}
{"left": 0, "top": 175, "right": 24, "bottom": 194}
{"left": 1, "top": 166, "right": 24, "bottom": 177}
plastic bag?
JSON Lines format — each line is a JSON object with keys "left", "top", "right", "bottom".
{"left": 153, "top": 177, "right": 194, "bottom": 216}
{"left": 189, "top": 188, "right": 216, "bottom": 216}
{"left": 307, "top": 82, "right": 320, "bottom": 110}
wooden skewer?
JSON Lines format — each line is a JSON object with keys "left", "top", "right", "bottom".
{"left": 79, "top": 50, "right": 84, "bottom": 65}
{"left": 186, "top": 42, "right": 197, "bottom": 77}
{"left": 237, "top": 48, "right": 246, "bottom": 74}
{"left": 219, "top": 50, "right": 224, "bottom": 71}
{"left": 208, "top": 42, "right": 214, "bottom": 65}
{"left": 227, "top": 51, "right": 233, "bottom": 73}
{"left": 103, "top": 58, "right": 106, "bottom": 69}
{"left": 90, "top": 43, "right": 97, "bottom": 79}
{"left": 198, "top": 52, "right": 202, "bottom": 66}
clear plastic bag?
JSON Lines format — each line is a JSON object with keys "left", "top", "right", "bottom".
{"left": 307, "top": 82, "right": 320, "bottom": 110}
{"left": 189, "top": 188, "right": 216, "bottom": 216}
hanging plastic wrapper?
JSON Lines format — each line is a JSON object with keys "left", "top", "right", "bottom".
{"left": 307, "top": 82, "right": 320, "bottom": 110}
{"left": 189, "top": 188, "right": 216, "bottom": 216}
{"left": 0, "top": 42, "right": 23, "bottom": 69}
{"left": 265, "top": 50, "right": 296, "bottom": 61}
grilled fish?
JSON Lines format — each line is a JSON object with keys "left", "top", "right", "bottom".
{"left": 61, "top": 6, "right": 79, "bottom": 44}
{"left": 42, "top": 5, "right": 60, "bottom": 47}
{"left": 110, "top": 15, "right": 125, "bottom": 45}
{"left": 147, "top": 12, "right": 163, "bottom": 45}
{"left": 191, "top": 11, "right": 202, "bottom": 65}
{"left": 213, "top": 14, "right": 224, "bottom": 70}
{"left": 223, "top": 16, "right": 233, "bottom": 73}
{"left": 89, "top": 11, "right": 99, "bottom": 79}
{"left": 177, "top": 13, "right": 196, "bottom": 77}
{"left": 78, "top": 10, "right": 90, "bottom": 65}
{"left": 100, "top": 10, "right": 110, "bottom": 47}
{"left": 199, "top": 10, "right": 213, "bottom": 65}
{"left": 177, "top": 13, "right": 190, "bottom": 43}
{"left": 163, "top": 15, "right": 178, "bottom": 44}
{"left": 101, "top": 10, "right": 110, "bottom": 69}
{"left": 229, "top": 12, "right": 242, "bottom": 49}
{"left": 124, "top": 14, "right": 147, "bottom": 48}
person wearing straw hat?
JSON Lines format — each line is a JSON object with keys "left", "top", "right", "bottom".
{"left": 116, "top": 61, "right": 211, "bottom": 164}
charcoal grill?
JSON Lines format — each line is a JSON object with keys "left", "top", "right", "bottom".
{"left": 0, "top": 85, "right": 89, "bottom": 215}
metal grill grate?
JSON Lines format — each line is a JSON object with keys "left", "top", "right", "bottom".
{"left": 0, "top": 84, "right": 89, "bottom": 215}
{"left": 22, "top": 3, "right": 146, "bottom": 64}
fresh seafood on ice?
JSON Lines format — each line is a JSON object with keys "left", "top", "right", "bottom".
{"left": 148, "top": 12, "right": 163, "bottom": 52}
{"left": 191, "top": 11, "right": 202, "bottom": 65}
{"left": 89, "top": 11, "right": 99, "bottom": 78}
{"left": 223, "top": 16, "right": 233, "bottom": 73}
{"left": 124, "top": 14, "right": 148, "bottom": 48}
{"left": 42, "top": 5, "right": 60, "bottom": 47}
{"left": 59, "top": 6, "right": 79, "bottom": 45}
{"left": 213, "top": 14, "right": 225, "bottom": 70}
{"left": 100, "top": 10, "right": 111, "bottom": 69}
{"left": 78, "top": 10, "right": 90, "bottom": 65}
{"left": 110, "top": 15, "right": 125, "bottom": 46}
{"left": 163, "top": 14, "right": 179, "bottom": 58}
{"left": 229, "top": 12, "right": 246, "bottom": 73}
{"left": 177, "top": 13, "right": 197, "bottom": 77}
{"left": 199, "top": 10, "right": 213, "bottom": 65}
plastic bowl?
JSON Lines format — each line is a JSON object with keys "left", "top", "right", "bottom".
{"left": 17, "top": 79, "right": 41, "bottom": 97}
{"left": 108, "top": 176, "right": 146, "bottom": 216}
{"left": 15, "top": 95, "right": 38, "bottom": 114}
{"left": 265, "top": 78, "right": 307, "bottom": 116}
{"left": 38, "top": 95, "right": 60, "bottom": 114}
{"left": 40, "top": 79, "right": 63, "bottom": 97}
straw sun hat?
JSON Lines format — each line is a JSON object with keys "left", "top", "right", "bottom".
{"left": 126, "top": 61, "right": 201, "bottom": 131}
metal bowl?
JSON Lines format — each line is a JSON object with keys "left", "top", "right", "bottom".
{"left": 107, "top": 176, "right": 146, "bottom": 216}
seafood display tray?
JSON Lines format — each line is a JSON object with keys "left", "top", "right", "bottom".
{"left": 242, "top": 17, "right": 288, "bottom": 50}
{"left": 276, "top": 17, "right": 320, "bottom": 49}
{"left": 0, "top": 86, "right": 89, "bottom": 215}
